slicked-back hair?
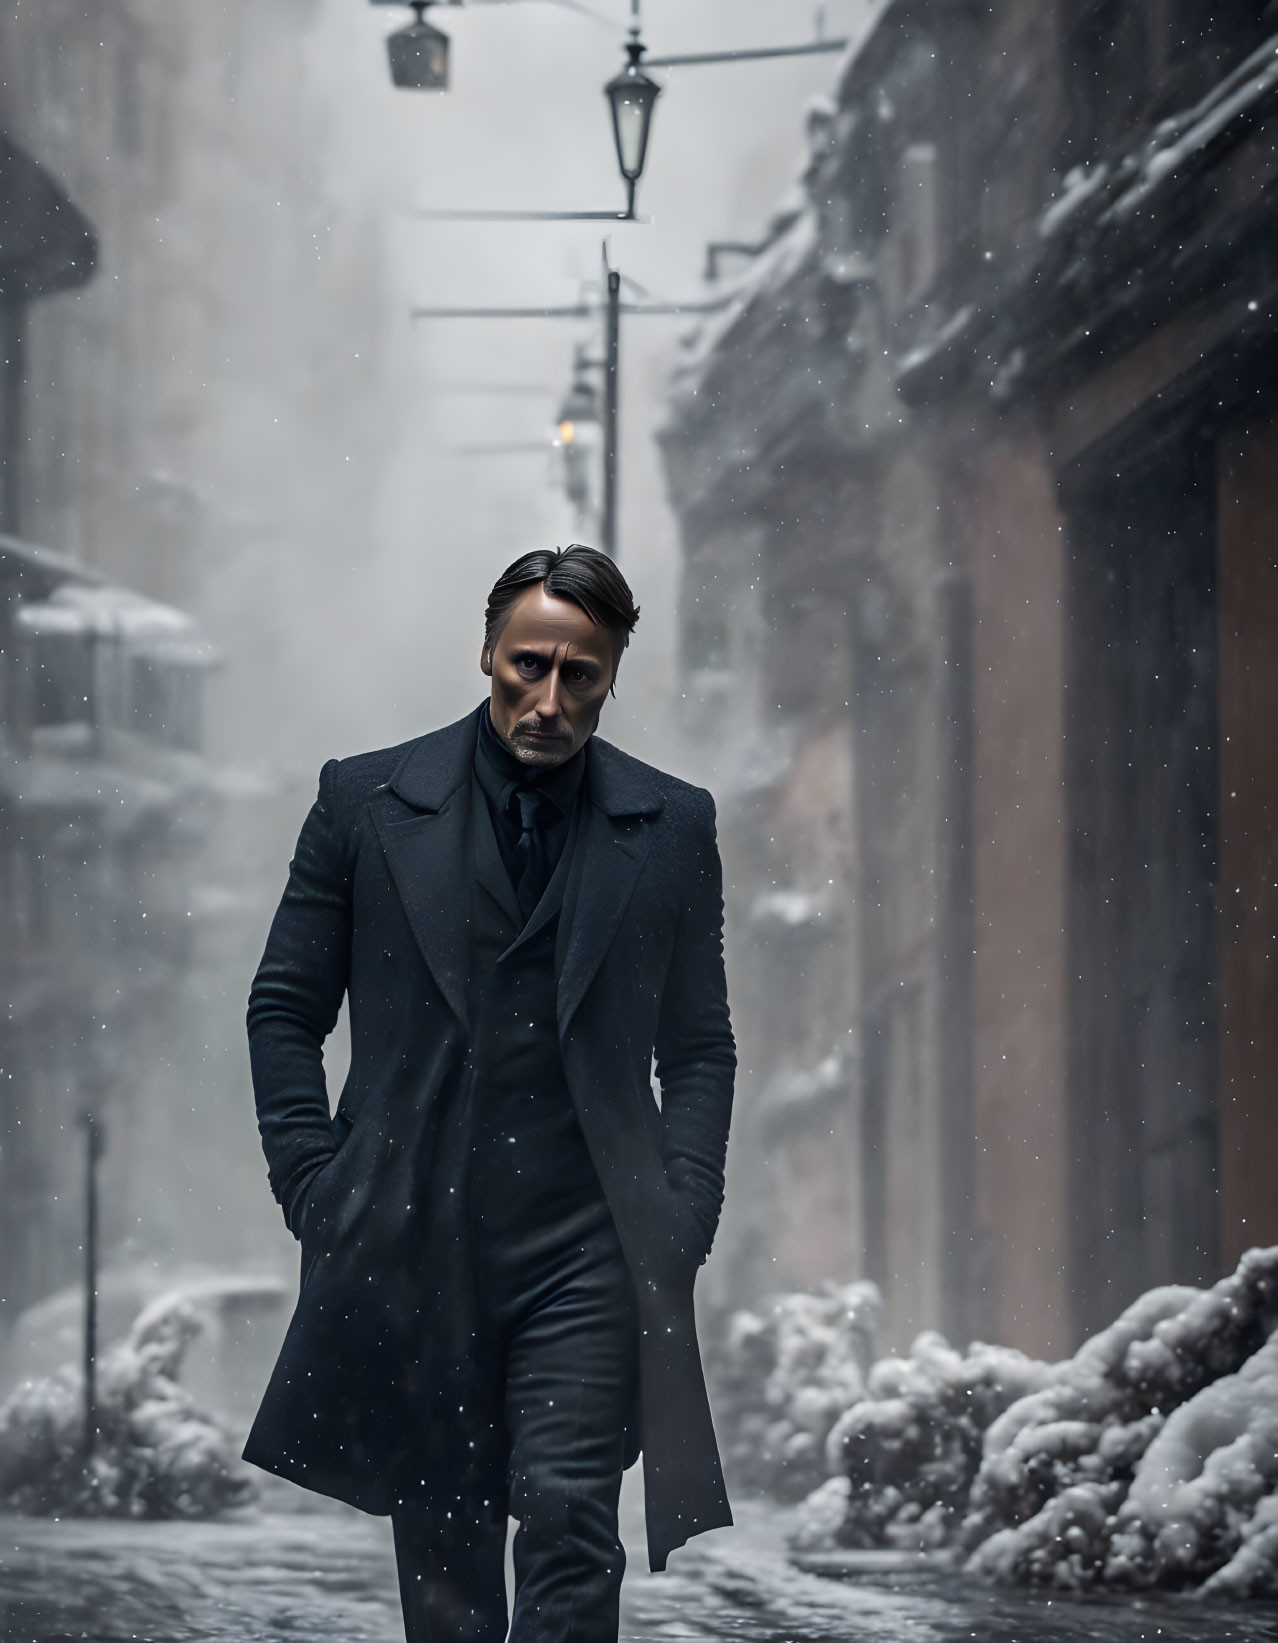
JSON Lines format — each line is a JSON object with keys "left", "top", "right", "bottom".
{"left": 483, "top": 545, "right": 640, "bottom": 664}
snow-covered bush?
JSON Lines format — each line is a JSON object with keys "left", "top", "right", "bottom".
{"left": 964, "top": 1245, "right": 1278, "bottom": 1591}
{"left": 824, "top": 1332, "right": 1053, "bottom": 1549}
{"left": 1106, "top": 1330, "right": 1278, "bottom": 1592}
{"left": 784, "top": 1245, "right": 1278, "bottom": 1596}
{"left": 709, "top": 1279, "right": 881, "bottom": 1499}
{"left": 1202, "top": 1491, "right": 1278, "bottom": 1599}
{"left": 0, "top": 1292, "right": 255, "bottom": 1517}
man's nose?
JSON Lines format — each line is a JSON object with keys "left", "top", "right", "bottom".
{"left": 534, "top": 668, "right": 562, "bottom": 719}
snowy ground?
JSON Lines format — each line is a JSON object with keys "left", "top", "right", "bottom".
{"left": 3, "top": 1485, "right": 1277, "bottom": 1643}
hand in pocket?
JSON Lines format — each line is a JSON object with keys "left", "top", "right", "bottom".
{"left": 298, "top": 1148, "right": 342, "bottom": 1241}
{"left": 656, "top": 1183, "right": 708, "bottom": 1279}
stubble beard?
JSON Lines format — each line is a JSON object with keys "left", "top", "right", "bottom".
{"left": 504, "top": 720, "right": 575, "bottom": 770}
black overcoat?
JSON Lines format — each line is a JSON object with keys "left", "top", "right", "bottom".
{"left": 243, "top": 706, "right": 736, "bottom": 1571}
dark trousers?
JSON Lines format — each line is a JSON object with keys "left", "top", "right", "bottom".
{"left": 393, "top": 1085, "right": 637, "bottom": 1643}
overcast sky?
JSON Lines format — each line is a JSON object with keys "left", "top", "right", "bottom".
{"left": 216, "top": 0, "right": 874, "bottom": 777}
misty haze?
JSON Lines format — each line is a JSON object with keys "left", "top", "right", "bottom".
{"left": 1, "top": 3, "right": 1277, "bottom": 1640}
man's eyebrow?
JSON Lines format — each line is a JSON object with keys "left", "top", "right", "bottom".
{"left": 511, "top": 644, "right": 602, "bottom": 669}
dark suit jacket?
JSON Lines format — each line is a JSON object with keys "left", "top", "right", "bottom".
{"left": 243, "top": 705, "right": 736, "bottom": 1571}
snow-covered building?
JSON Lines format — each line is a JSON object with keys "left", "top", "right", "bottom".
{"left": 661, "top": 1, "right": 1278, "bottom": 1357}
{"left": 0, "top": 1, "right": 403, "bottom": 1366}
{"left": 0, "top": 540, "right": 219, "bottom": 1327}
{"left": 0, "top": 65, "right": 226, "bottom": 1341}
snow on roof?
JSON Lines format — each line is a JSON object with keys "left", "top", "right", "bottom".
{"left": 760, "top": 1051, "right": 847, "bottom": 1122}
{"left": 0, "top": 532, "right": 105, "bottom": 605}
{"left": 671, "top": 207, "right": 820, "bottom": 402}
{"left": 1040, "top": 32, "right": 1278, "bottom": 238}
{"left": 895, "top": 302, "right": 979, "bottom": 389}
{"left": 751, "top": 887, "right": 832, "bottom": 928}
{"left": 1038, "top": 162, "right": 1111, "bottom": 240}
{"left": 15, "top": 581, "right": 219, "bottom": 664}
{"left": 1115, "top": 33, "right": 1278, "bottom": 219}
{"left": 17, "top": 581, "right": 195, "bottom": 639}
{"left": 0, "top": 754, "right": 184, "bottom": 813}
{"left": 663, "top": 25, "right": 877, "bottom": 413}
{"left": 2, "top": 534, "right": 215, "bottom": 661}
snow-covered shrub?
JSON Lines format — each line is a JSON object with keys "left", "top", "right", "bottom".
{"left": 963, "top": 1246, "right": 1278, "bottom": 1591}
{"left": 789, "top": 1474, "right": 853, "bottom": 1551}
{"left": 781, "top": 1246, "right": 1278, "bottom": 1596}
{"left": 823, "top": 1332, "right": 1053, "bottom": 1549}
{"left": 1202, "top": 1492, "right": 1278, "bottom": 1599}
{"left": 1105, "top": 1331, "right": 1278, "bottom": 1589}
{"left": 0, "top": 1292, "right": 255, "bottom": 1517}
{"left": 709, "top": 1280, "right": 881, "bottom": 1499}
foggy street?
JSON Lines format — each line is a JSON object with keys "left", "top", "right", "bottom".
{"left": 4, "top": 1492, "right": 1278, "bottom": 1643}
{"left": 4, "top": 1, "right": 1278, "bottom": 1640}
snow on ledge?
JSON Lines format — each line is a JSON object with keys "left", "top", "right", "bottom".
{"left": 1038, "top": 33, "right": 1278, "bottom": 239}
{"left": 750, "top": 887, "right": 832, "bottom": 929}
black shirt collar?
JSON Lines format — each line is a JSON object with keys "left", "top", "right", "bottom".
{"left": 474, "top": 702, "right": 586, "bottom": 820}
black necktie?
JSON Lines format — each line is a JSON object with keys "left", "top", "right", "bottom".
{"left": 510, "top": 786, "right": 553, "bottom": 918}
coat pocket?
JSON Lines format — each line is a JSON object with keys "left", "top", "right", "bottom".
{"left": 653, "top": 1180, "right": 709, "bottom": 1280}
{"left": 298, "top": 1111, "right": 357, "bottom": 1242}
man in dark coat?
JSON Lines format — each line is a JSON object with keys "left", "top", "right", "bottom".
{"left": 244, "top": 545, "right": 735, "bottom": 1643}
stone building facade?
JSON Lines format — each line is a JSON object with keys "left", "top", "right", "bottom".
{"left": 0, "top": 0, "right": 384, "bottom": 607}
{"left": 0, "top": 538, "right": 216, "bottom": 1324}
{"left": 662, "top": 0, "right": 1278, "bottom": 1356}
{"left": 0, "top": 1, "right": 391, "bottom": 1345}
{"left": 0, "top": 101, "right": 220, "bottom": 1328}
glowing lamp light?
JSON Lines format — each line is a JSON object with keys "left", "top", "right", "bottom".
{"left": 556, "top": 373, "right": 602, "bottom": 518}
{"left": 557, "top": 376, "right": 600, "bottom": 435}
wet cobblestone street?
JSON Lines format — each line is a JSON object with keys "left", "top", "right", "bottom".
{"left": 4, "top": 1490, "right": 1278, "bottom": 1643}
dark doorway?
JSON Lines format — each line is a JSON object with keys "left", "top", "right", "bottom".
{"left": 1063, "top": 434, "right": 1220, "bottom": 1342}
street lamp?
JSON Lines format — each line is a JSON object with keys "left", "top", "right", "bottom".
{"left": 604, "top": 4, "right": 661, "bottom": 218}
{"left": 557, "top": 367, "right": 601, "bottom": 448}
{"left": 420, "top": 3, "right": 662, "bottom": 220}
{"left": 372, "top": 1, "right": 450, "bottom": 90}
{"left": 412, "top": 258, "right": 730, "bottom": 560}
{"left": 556, "top": 356, "right": 603, "bottom": 530}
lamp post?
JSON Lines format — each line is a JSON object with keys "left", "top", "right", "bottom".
{"left": 604, "top": 3, "right": 662, "bottom": 220}
{"left": 601, "top": 265, "right": 621, "bottom": 559}
{"left": 548, "top": 256, "right": 620, "bottom": 559}
{"left": 417, "top": 0, "right": 660, "bottom": 222}
{"left": 78, "top": 1110, "right": 104, "bottom": 1460}
{"left": 371, "top": 0, "right": 614, "bottom": 90}
{"left": 413, "top": 272, "right": 728, "bottom": 560}
{"left": 556, "top": 353, "right": 604, "bottom": 535}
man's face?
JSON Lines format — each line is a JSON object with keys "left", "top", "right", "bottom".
{"left": 481, "top": 584, "right": 618, "bottom": 769}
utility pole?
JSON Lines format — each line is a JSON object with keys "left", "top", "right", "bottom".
{"left": 412, "top": 268, "right": 725, "bottom": 563}
{"left": 79, "top": 1109, "right": 104, "bottom": 1459}
{"left": 602, "top": 263, "right": 622, "bottom": 560}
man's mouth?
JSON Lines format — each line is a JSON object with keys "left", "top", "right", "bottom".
{"left": 515, "top": 726, "right": 568, "bottom": 743}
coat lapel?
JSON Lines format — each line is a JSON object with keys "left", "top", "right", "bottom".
{"left": 371, "top": 711, "right": 665, "bottom": 1035}
{"left": 556, "top": 736, "right": 663, "bottom": 1034}
{"left": 370, "top": 707, "right": 483, "bottom": 1027}
{"left": 470, "top": 772, "right": 523, "bottom": 929}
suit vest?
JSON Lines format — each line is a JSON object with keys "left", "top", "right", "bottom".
{"left": 463, "top": 770, "right": 607, "bottom": 1226}
{"left": 466, "top": 769, "right": 582, "bottom": 1094}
